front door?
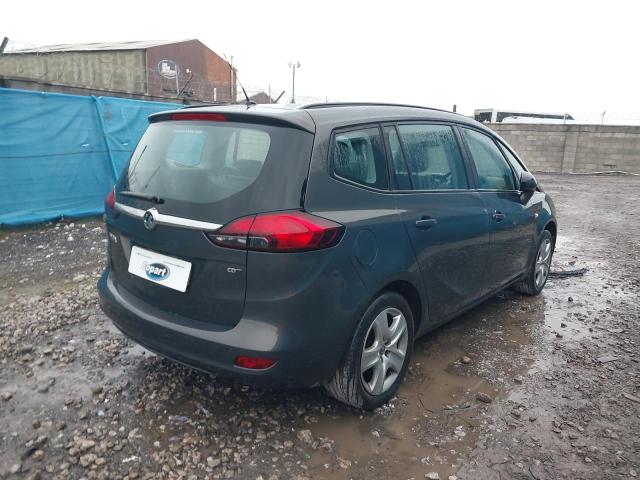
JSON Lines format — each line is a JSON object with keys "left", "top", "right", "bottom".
{"left": 459, "top": 127, "right": 536, "bottom": 290}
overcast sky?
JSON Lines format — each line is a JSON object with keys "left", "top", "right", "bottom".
{"left": 4, "top": 0, "right": 640, "bottom": 122}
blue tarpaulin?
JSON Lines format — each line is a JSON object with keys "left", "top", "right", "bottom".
{"left": 0, "top": 88, "right": 180, "bottom": 226}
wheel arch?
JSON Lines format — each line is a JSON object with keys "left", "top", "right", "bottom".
{"left": 376, "top": 279, "right": 425, "bottom": 334}
{"left": 544, "top": 219, "right": 557, "bottom": 244}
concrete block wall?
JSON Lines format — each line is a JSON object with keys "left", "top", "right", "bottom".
{"left": 488, "top": 123, "right": 640, "bottom": 173}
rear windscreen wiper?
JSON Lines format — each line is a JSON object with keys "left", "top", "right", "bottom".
{"left": 119, "top": 191, "right": 165, "bottom": 204}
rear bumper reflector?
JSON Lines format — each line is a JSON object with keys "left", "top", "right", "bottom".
{"left": 234, "top": 356, "right": 276, "bottom": 370}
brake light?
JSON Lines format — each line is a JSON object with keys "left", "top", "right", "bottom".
{"left": 171, "top": 112, "right": 227, "bottom": 122}
{"left": 209, "top": 211, "right": 344, "bottom": 253}
{"left": 235, "top": 356, "right": 275, "bottom": 370}
{"left": 104, "top": 187, "right": 115, "bottom": 210}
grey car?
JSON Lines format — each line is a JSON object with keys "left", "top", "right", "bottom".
{"left": 98, "top": 103, "right": 556, "bottom": 409}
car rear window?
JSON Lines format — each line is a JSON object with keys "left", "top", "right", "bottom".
{"left": 126, "top": 121, "right": 274, "bottom": 204}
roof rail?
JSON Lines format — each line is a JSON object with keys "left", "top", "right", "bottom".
{"left": 300, "top": 102, "right": 453, "bottom": 114}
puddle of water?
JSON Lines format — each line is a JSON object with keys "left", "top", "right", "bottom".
{"left": 540, "top": 233, "right": 638, "bottom": 344}
{"left": 308, "top": 348, "right": 489, "bottom": 479}
{"left": 307, "top": 295, "right": 541, "bottom": 479}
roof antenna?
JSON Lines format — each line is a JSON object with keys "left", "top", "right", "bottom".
{"left": 274, "top": 90, "right": 286, "bottom": 104}
{"left": 224, "top": 54, "right": 255, "bottom": 107}
{"left": 240, "top": 84, "right": 255, "bottom": 107}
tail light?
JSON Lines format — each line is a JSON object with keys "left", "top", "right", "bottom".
{"left": 104, "top": 187, "right": 115, "bottom": 210}
{"left": 209, "top": 211, "right": 344, "bottom": 253}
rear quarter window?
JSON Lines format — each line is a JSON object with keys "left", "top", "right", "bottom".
{"left": 332, "top": 127, "right": 389, "bottom": 190}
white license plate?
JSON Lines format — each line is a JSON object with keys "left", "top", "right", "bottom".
{"left": 128, "top": 246, "right": 192, "bottom": 292}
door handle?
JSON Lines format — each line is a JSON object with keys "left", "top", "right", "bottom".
{"left": 415, "top": 218, "right": 438, "bottom": 229}
{"left": 492, "top": 211, "right": 506, "bottom": 222}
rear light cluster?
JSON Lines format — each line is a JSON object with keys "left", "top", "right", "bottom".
{"left": 209, "top": 211, "right": 344, "bottom": 253}
{"left": 104, "top": 187, "right": 115, "bottom": 210}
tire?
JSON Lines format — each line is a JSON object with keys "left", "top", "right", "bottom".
{"left": 513, "top": 229, "right": 554, "bottom": 296}
{"left": 324, "top": 291, "right": 415, "bottom": 410}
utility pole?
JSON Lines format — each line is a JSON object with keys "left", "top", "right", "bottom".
{"left": 0, "top": 37, "right": 9, "bottom": 54}
{"left": 288, "top": 61, "right": 300, "bottom": 103}
{"left": 175, "top": 65, "right": 180, "bottom": 95}
{"left": 223, "top": 53, "right": 237, "bottom": 103}
{"left": 229, "top": 55, "right": 234, "bottom": 102}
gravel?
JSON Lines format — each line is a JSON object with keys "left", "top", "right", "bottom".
{"left": 1, "top": 173, "right": 639, "bottom": 479}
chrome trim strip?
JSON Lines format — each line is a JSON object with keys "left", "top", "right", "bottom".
{"left": 114, "top": 202, "right": 222, "bottom": 231}
{"left": 115, "top": 202, "right": 144, "bottom": 219}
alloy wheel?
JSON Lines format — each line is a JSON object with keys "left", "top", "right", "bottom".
{"left": 360, "top": 307, "right": 409, "bottom": 395}
{"left": 535, "top": 237, "right": 552, "bottom": 288}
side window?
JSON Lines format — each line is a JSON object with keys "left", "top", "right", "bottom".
{"left": 383, "top": 126, "right": 411, "bottom": 190}
{"left": 461, "top": 128, "right": 516, "bottom": 190}
{"left": 396, "top": 124, "right": 468, "bottom": 190}
{"left": 333, "top": 128, "right": 388, "bottom": 189}
{"left": 499, "top": 142, "right": 526, "bottom": 184}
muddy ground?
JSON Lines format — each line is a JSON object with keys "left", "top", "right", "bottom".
{"left": 0, "top": 173, "right": 638, "bottom": 480}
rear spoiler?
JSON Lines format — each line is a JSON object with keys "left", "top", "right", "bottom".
{"left": 148, "top": 109, "right": 316, "bottom": 134}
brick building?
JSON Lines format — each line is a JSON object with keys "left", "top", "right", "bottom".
{"left": 0, "top": 39, "right": 236, "bottom": 104}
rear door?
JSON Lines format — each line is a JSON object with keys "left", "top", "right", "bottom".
{"left": 458, "top": 127, "right": 536, "bottom": 290}
{"left": 106, "top": 114, "right": 314, "bottom": 327}
{"left": 385, "top": 123, "right": 491, "bottom": 323}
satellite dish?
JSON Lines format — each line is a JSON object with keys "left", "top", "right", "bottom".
{"left": 158, "top": 60, "right": 179, "bottom": 80}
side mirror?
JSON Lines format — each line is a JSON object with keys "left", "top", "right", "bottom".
{"left": 519, "top": 171, "right": 538, "bottom": 193}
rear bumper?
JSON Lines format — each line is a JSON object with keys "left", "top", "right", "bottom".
{"left": 98, "top": 268, "right": 360, "bottom": 387}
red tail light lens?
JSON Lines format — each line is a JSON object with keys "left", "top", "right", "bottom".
{"left": 171, "top": 112, "right": 227, "bottom": 122}
{"left": 104, "top": 187, "right": 115, "bottom": 210}
{"left": 211, "top": 215, "right": 255, "bottom": 250}
{"left": 209, "top": 211, "right": 344, "bottom": 253}
{"left": 234, "top": 356, "right": 276, "bottom": 370}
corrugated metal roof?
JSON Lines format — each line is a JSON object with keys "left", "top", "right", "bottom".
{"left": 10, "top": 39, "right": 196, "bottom": 54}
